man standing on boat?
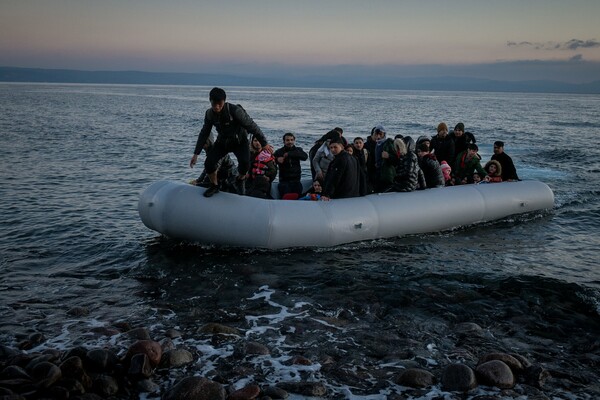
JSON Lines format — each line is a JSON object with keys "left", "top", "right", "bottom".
{"left": 190, "top": 87, "right": 272, "bottom": 197}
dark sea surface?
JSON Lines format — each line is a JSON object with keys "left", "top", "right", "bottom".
{"left": 1, "top": 83, "right": 599, "bottom": 399}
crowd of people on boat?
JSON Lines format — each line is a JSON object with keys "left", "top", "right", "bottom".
{"left": 190, "top": 88, "right": 519, "bottom": 200}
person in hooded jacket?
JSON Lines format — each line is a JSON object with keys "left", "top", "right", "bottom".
{"left": 321, "top": 138, "right": 366, "bottom": 200}
{"left": 312, "top": 138, "right": 336, "bottom": 181}
{"left": 416, "top": 142, "right": 445, "bottom": 188}
{"left": 308, "top": 128, "right": 343, "bottom": 179}
{"left": 390, "top": 139, "right": 425, "bottom": 192}
{"left": 403, "top": 136, "right": 426, "bottom": 189}
{"left": 483, "top": 160, "right": 503, "bottom": 183}
{"left": 352, "top": 137, "right": 369, "bottom": 176}
{"left": 378, "top": 137, "right": 400, "bottom": 192}
{"left": 403, "top": 136, "right": 416, "bottom": 154}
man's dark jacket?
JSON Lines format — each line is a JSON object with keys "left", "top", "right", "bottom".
{"left": 273, "top": 145, "right": 308, "bottom": 182}
{"left": 194, "top": 103, "right": 267, "bottom": 154}
{"left": 323, "top": 151, "right": 366, "bottom": 199}
{"left": 491, "top": 152, "right": 519, "bottom": 181}
{"left": 449, "top": 131, "right": 476, "bottom": 159}
{"left": 430, "top": 134, "right": 455, "bottom": 165}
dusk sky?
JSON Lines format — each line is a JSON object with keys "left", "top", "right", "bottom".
{"left": 2, "top": 0, "right": 600, "bottom": 83}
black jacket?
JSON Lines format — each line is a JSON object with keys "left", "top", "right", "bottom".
{"left": 430, "top": 134, "right": 455, "bottom": 165}
{"left": 323, "top": 151, "right": 365, "bottom": 199}
{"left": 419, "top": 153, "right": 445, "bottom": 188}
{"left": 194, "top": 103, "right": 266, "bottom": 155}
{"left": 492, "top": 152, "right": 519, "bottom": 181}
{"left": 364, "top": 136, "right": 378, "bottom": 189}
{"left": 449, "top": 131, "right": 476, "bottom": 158}
{"left": 273, "top": 145, "right": 308, "bottom": 182}
{"left": 392, "top": 152, "right": 422, "bottom": 192}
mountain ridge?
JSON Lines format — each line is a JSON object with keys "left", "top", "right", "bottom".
{"left": 2, "top": 66, "right": 599, "bottom": 94}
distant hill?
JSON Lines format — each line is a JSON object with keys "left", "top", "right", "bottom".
{"left": 1, "top": 66, "right": 599, "bottom": 94}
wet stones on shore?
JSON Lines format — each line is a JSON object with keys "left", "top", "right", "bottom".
{"left": 475, "top": 360, "right": 515, "bottom": 389}
{"left": 441, "top": 363, "right": 478, "bottom": 391}
{"left": 0, "top": 319, "right": 557, "bottom": 399}
{"left": 395, "top": 368, "right": 436, "bottom": 388}
{"left": 1, "top": 333, "right": 181, "bottom": 399}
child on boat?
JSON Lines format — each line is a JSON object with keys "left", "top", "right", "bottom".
{"left": 299, "top": 179, "right": 323, "bottom": 201}
{"left": 484, "top": 160, "right": 503, "bottom": 183}
{"left": 440, "top": 160, "right": 452, "bottom": 186}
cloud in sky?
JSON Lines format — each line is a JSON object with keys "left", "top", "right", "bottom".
{"left": 507, "top": 39, "right": 600, "bottom": 51}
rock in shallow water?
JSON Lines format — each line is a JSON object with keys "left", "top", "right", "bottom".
{"left": 441, "top": 363, "right": 478, "bottom": 391}
{"left": 244, "top": 341, "right": 270, "bottom": 356}
{"left": 126, "top": 327, "right": 152, "bottom": 340}
{"left": 0, "top": 345, "right": 20, "bottom": 361}
{"left": 85, "top": 349, "right": 118, "bottom": 373}
{"left": 136, "top": 378, "right": 160, "bottom": 393}
{"left": 126, "top": 340, "right": 162, "bottom": 367}
{"left": 165, "top": 328, "right": 182, "bottom": 339}
{"left": 128, "top": 353, "right": 153, "bottom": 379}
{"left": 160, "top": 349, "right": 194, "bottom": 368}
{"left": 228, "top": 383, "right": 261, "bottom": 399}
{"left": 0, "top": 365, "right": 31, "bottom": 381}
{"left": 163, "top": 376, "right": 226, "bottom": 400}
{"left": 475, "top": 360, "right": 515, "bottom": 389}
{"left": 478, "top": 352, "right": 523, "bottom": 374}
{"left": 160, "top": 337, "right": 176, "bottom": 353}
{"left": 522, "top": 364, "right": 550, "bottom": 388}
{"left": 59, "top": 377, "right": 86, "bottom": 395}
{"left": 395, "top": 368, "right": 436, "bottom": 388}
{"left": 510, "top": 353, "right": 533, "bottom": 369}
{"left": 263, "top": 386, "right": 289, "bottom": 398}
{"left": 453, "top": 322, "right": 484, "bottom": 337}
{"left": 91, "top": 374, "right": 119, "bottom": 396}
{"left": 31, "top": 361, "right": 62, "bottom": 388}
{"left": 59, "top": 356, "right": 91, "bottom": 387}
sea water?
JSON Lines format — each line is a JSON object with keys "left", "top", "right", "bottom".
{"left": 1, "top": 83, "right": 599, "bottom": 399}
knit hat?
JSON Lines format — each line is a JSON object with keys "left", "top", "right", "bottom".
{"left": 440, "top": 160, "right": 452, "bottom": 181}
{"left": 437, "top": 122, "right": 448, "bottom": 133}
{"left": 454, "top": 122, "right": 465, "bottom": 131}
